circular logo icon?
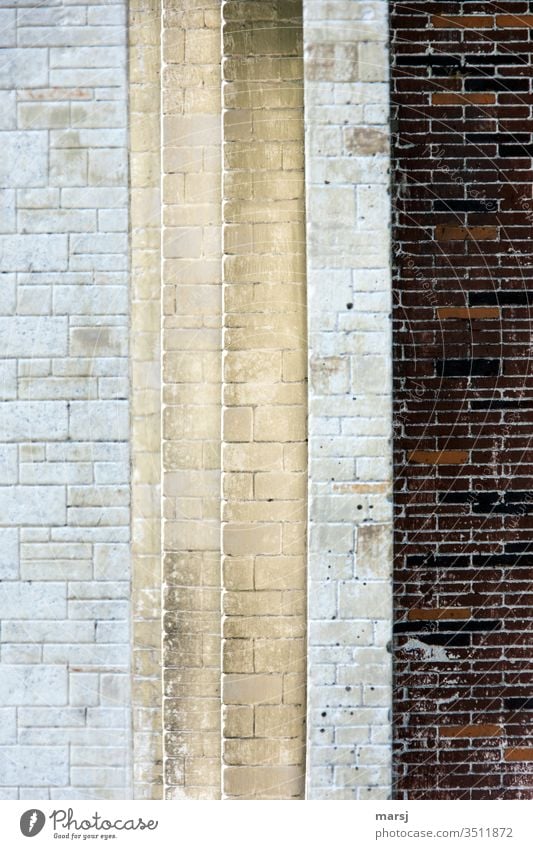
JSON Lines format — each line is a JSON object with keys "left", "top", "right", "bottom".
{"left": 20, "top": 810, "right": 46, "bottom": 838}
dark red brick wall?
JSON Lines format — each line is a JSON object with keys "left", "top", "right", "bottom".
{"left": 391, "top": 2, "right": 533, "bottom": 799}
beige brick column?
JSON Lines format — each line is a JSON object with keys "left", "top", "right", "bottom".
{"left": 129, "top": 0, "right": 163, "bottom": 799}
{"left": 221, "top": 0, "right": 307, "bottom": 800}
{"left": 161, "top": 0, "right": 222, "bottom": 799}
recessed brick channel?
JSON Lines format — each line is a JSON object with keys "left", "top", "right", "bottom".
{"left": 392, "top": 1, "right": 533, "bottom": 799}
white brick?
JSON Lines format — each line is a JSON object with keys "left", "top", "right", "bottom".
{"left": 88, "top": 149, "right": 127, "bottom": 186}
{"left": 17, "top": 286, "right": 52, "bottom": 315}
{"left": 18, "top": 377, "right": 98, "bottom": 400}
{"left": 0, "top": 317, "right": 67, "bottom": 357}
{"left": 0, "top": 746, "right": 68, "bottom": 786}
{"left": 19, "top": 209, "right": 95, "bottom": 233}
{"left": 0, "top": 401, "right": 68, "bottom": 441}
{"left": 49, "top": 149, "right": 88, "bottom": 188}
{"left": 0, "top": 132, "right": 47, "bottom": 188}
{"left": 0, "top": 9, "right": 15, "bottom": 46}
{"left": 17, "top": 102, "right": 71, "bottom": 130}
{"left": 0, "top": 665, "right": 67, "bottom": 705}
{"left": 0, "top": 49, "right": 48, "bottom": 89}
{"left": 70, "top": 672, "right": 100, "bottom": 707}
{"left": 71, "top": 102, "right": 126, "bottom": 129}
{"left": 61, "top": 187, "right": 127, "bottom": 208}
{"left": 68, "top": 600, "right": 128, "bottom": 620}
{"left": 94, "top": 543, "right": 129, "bottom": 580}
{"left": 0, "top": 582, "right": 66, "bottom": 619}
{"left": 50, "top": 47, "right": 124, "bottom": 69}
{"left": 0, "top": 360, "right": 16, "bottom": 399}
{"left": 20, "top": 463, "right": 93, "bottom": 485}
{"left": 0, "top": 485, "right": 65, "bottom": 525}
{"left": 100, "top": 673, "right": 129, "bottom": 707}
{"left": 0, "top": 273, "right": 15, "bottom": 314}
{"left": 0, "top": 708, "right": 16, "bottom": 743}
{"left": 87, "top": 708, "right": 127, "bottom": 728}
{"left": 18, "top": 708, "right": 86, "bottom": 727}
{"left": 50, "top": 67, "right": 126, "bottom": 88}
{"left": 0, "top": 234, "right": 68, "bottom": 271}
{"left": 0, "top": 92, "right": 16, "bottom": 129}
{"left": 69, "top": 401, "right": 128, "bottom": 440}
{"left": 0, "top": 527, "right": 18, "bottom": 578}
{"left": 17, "top": 26, "right": 125, "bottom": 47}
{"left": 17, "top": 188, "right": 60, "bottom": 209}
{"left": 52, "top": 129, "right": 127, "bottom": 149}
{"left": 1, "top": 645, "right": 41, "bottom": 664}
{"left": 1, "top": 622, "right": 94, "bottom": 643}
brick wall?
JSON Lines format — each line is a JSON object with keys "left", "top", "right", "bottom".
{"left": 221, "top": 0, "right": 308, "bottom": 800}
{"left": 392, "top": 0, "right": 533, "bottom": 799}
{"left": 0, "top": 0, "right": 131, "bottom": 799}
{"left": 304, "top": 0, "right": 393, "bottom": 800}
{"left": 161, "top": 0, "right": 222, "bottom": 800}
{"left": 129, "top": 0, "right": 163, "bottom": 799}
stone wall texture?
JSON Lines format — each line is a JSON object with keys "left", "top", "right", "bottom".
{"left": 161, "top": 0, "right": 222, "bottom": 800}
{"left": 221, "top": 0, "right": 308, "bottom": 800}
{"left": 129, "top": 0, "right": 163, "bottom": 800}
{"left": 0, "top": 0, "right": 400, "bottom": 801}
{"left": 0, "top": 0, "right": 132, "bottom": 800}
{"left": 304, "top": 0, "right": 393, "bottom": 800}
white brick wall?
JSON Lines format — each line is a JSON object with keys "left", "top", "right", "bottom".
{"left": 304, "top": 0, "right": 393, "bottom": 800}
{"left": 0, "top": 0, "right": 131, "bottom": 799}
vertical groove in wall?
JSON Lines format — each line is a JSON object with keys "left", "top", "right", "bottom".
{"left": 221, "top": 0, "right": 307, "bottom": 800}
{"left": 304, "top": 0, "right": 393, "bottom": 800}
{"left": 161, "top": 0, "right": 222, "bottom": 800}
{"left": 129, "top": 0, "right": 163, "bottom": 800}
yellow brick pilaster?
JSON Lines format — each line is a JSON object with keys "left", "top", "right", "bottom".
{"left": 161, "top": 0, "right": 222, "bottom": 800}
{"left": 221, "top": 0, "right": 307, "bottom": 800}
{"left": 129, "top": 0, "right": 164, "bottom": 800}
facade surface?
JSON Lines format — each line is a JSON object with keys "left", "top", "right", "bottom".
{"left": 0, "top": 0, "right": 131, "bottom": 799}
{"left": 392, "top": 1, "right": 533, "bottom": 799}
{"left": 0, "top": 0, "right": 409, "bottom": 802}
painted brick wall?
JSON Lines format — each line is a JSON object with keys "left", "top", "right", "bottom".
{"left": 0, "top": 0, "right": 131, "bottom": 799}
{"left": 304, "top": 0, "right": 393, "bottom": 800}
{"left": 392, "top": 0, "right": 533, "bottom": 799}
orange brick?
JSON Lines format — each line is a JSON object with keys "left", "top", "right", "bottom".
{"left": 408, "top": 450, "right": 468, "bottom": 465}
{"left": 432, "top": 93, "right": 495, "bottom": 105}
{"left": 435, "top": 225, "right": 498, "bottom": 241}
{"left": 441, "top": 725, "right": 502, "bottom": 738}
{"left": 497, "top": 14, "right": 533, "bottom": 27}
{"left": 505, "top": 748, "right": 533, "bottom": 761}
{"left": 408, "top": 608, "right": 471, "bottom": 621}
{"left": 432, "top": 15, "right": 493, "bottom": 28}
{"left": 437, "top": 307, "right": 500, "bottom": 320}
